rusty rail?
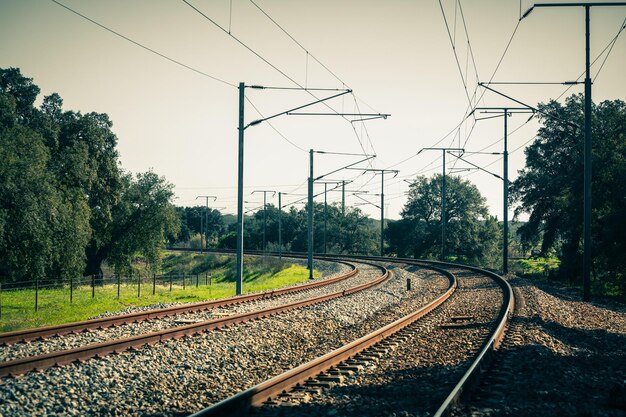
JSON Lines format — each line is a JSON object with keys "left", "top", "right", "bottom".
{"left": 0, "top": 261, "right": 388, "bottom": 378}
{"left": 189, "top": 263, "right": 457, "bottom": 417}
{"left": 0, "top": 258, "right": 356, "bottom": 346}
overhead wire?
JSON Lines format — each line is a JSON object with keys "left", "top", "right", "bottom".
{"left": 593, "top": 17, "right": 626, "bottom": 83}
{"left": 246, "top": 0, "right": 378, "bottom": 164}
{"left": 383, "top": 2, "right": 521, "bottom": 178}
{"left": 182, "top": 0, "right": 375, "bottom": 160}
{"left": 50, "top": 0, "right": 235, "bottom": 88}
{"left": 459, "top": 14, "right": 626, "bottom": 183}
{"left": 438, "top": 0, "right": 474, "bottom": 108}
{"left": 247, "top": 0, "right": 349, "bottom": 88}
{"left": 244, "top": 96, "right": 308, "bottom": 152}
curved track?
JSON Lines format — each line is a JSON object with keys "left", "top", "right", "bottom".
{"left": 0, "top": 258, "right": 356, "bottom": 346}
{"left": 189, "top": 255, "right": 513, "bottom": 417}
{"left": 0, "top": 260, "right": 389, "bottom": 378}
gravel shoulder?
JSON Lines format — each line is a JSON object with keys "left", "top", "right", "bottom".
{"left": 461, "top": 276, "right": 626, "bottom": 417}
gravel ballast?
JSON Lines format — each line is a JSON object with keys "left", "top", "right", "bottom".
{"left": 0, "top": 258, "right": 353, "bottom": 363}
{"left": 0, "top": 261, "right": 450, "bottom": 416}
{"left": 254, "top": 267, "right": 504, "bottom": 417}
{"left": 459, "top": 276, "right": 626, "bottom": 417}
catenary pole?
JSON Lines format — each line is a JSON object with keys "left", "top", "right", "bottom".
{"left": 418, "top": 148, "right": 464, "bottom": 262}
{"left": 471, "top": 107, "right": 532, "bottom": 273}
{"left": 308, "top": 149, "right": 314, "bottom": 279}
{"left": 442, "top": 150, "right": 446, "bottom": 262}
{"left": 278, "top": 192, "right": 282, "bottom": 259}
{"left": 235, "top": 83, "right": 245, "bottom": 295}
{"left": 520, "top": 2, "right": 626, "bottom": 300}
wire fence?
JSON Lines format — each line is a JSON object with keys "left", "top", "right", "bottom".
{"left": 0, "top": 271, "right": 217, "bottom": 320}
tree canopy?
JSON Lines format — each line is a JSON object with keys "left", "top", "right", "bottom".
{"left": 0, "top": 67, "right": 179, "bottom": 282}
{"left": 387, "top": 174, "right": 501, "bottom": 267}
{"left": 511, "top": 94, "right": 626, "bottom": 292}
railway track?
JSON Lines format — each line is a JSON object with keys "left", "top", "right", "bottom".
{"left": 0, "top": 257, "right": 356, "bottom": 346}
{"left": 189, "top": 257, "right": 513, "bottom": 417}
{"left": 0, "top": 254, "right": 513, "bottom": 417}
{"left": 0, "top": 259, "right": 389, "bottom": 378}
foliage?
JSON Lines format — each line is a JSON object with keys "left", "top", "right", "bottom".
{"left": 207, "top": 202, "right": 379, "bottom": 255}
{"left": 0, "top": 67, "right": 179, "bottom": 283}
{"left": 387, "top": 174, "right": 501, "bottom": 267}
{"left": 105, "top": 171, "right": 180, "bottom": 276}
{"left": 515, "top": 257, "right": 560, "bottom": 279}
{"left": 511, "top": 94, "right": 626, "bottom": 292}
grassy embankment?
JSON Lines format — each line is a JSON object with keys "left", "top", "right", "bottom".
{"left": 0, "top": 252, "right": 319, "bottom": 332}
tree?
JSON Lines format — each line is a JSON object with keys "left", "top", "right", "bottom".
{"left": 388, "top": 174, "right": 500, "bottom": 267}
{"left": 511, "top": 94, "right": 626, "bottom": 291}
{"left": 1, "top": 67, "right": 180, "bottom": 283}
{"left": 0, "top": 69, "right": 91, "bottom": 283}
{"left": 105, "top": 171, "right": 180, "bottom": 275}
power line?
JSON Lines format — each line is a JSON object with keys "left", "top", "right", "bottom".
{"left": 182, "top": 0, "right": 374, "bottom": 159}
{"left": 593, "top": 17, "right": 626, "bottom": 83}
{"left": 247, "top": 0, "right": 349, "bottom": 89}
{"left": 553, "top": 16, "right": 625, "bottom": 101}
{"left": 246, "top": 0, "right": 379, "bottom": 162}
{"left": 458, "top": 1, "right": 481, "bottom": 93}
{"left": 50, "top": 0, "right": 235, "bottom": 88}
{"left": 439, "top": 0, "right": 473, "bottom": 108}
{"left": 244, "top": 96, "right": 308, "bottom": 152}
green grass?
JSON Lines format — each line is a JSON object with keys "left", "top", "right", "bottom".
{"left": 513, "top": 257, "right": 560, "bottom": 278}
{"left": 0, "top": 258, "right": 317, "bottom": 332}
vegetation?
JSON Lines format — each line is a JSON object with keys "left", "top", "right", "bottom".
{"left": 2, "top": 67, "right": 624, "bottom": 309}
{"left": 386, "top": 174, "right": 501, "bottom": 268}
{"left": 171, "top": 202, "right": 380, "bottom": 256}
{"left": 0, "top": 253, "right": 314, "bottom": 332}
{"left": 0, "top": 67, "right": 179, "bottom": 284}
{"left": 511, "top": 94, "right": 626, "bottom": 295}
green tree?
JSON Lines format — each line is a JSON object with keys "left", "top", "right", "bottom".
{"left": 388, "top": 174, "right": 500, "bottom": 267}
{"left": 1, "top": 67, "right": 180, "bottom": 283}
{"left": 511, "top": 94, "right": 626, "bottom": 292}
{"left": 106, "top": 171, "right": 180, "bottom": 275}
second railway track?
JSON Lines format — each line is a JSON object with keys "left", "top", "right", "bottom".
{"left": 0, "top": 257, "right": 355, "bottom": 346}
{"left": 0, "top": 260, "right": 388, "bottom": 377}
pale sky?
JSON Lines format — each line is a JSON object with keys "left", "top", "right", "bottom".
{"left": 1, "top": 0, "right": 625, "bottom": 221}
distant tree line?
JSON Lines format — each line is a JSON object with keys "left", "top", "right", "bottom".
{"left": 172, "top": 175, "right": 503, "bottom": 269}
{"left": 0, "top": 68, "right": 179, "bottom": 283}
{"left": 171, "top": 203, "right": 379, "bottom": 256}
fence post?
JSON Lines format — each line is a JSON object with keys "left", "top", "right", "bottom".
{"left": 169, "top": 273, "right": 172, "bottom": 292}
{"left": 196, "top": 274, "right": 199, "bottom": 288}
{"left": 117, "top": 274, "right": 120, "bottom": 299}
{"left": 153, "top": 273, "right": 156, "bottom": 295}
{"left": 205, "top": 272, "right": 208, "bottom": 286}
{"left": 209, "top": 273, "right": 212, "bottom": 286}
{"left": 91, "top": 274, "right": 95, "bottom": 298}
{"left": 70, "top": 276, "right": 73, "bottom": 304}
{"left": 183, "top": 272, "right": 186, "bottom": 290}
{"left": 35, "top": 278, "right": 39, "bottom": 312}
{"left": 137, "top": 271, "right": 141, "bottom": 298}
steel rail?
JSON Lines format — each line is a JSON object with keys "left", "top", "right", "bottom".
{"left": 315, "top": 253, "right": 515, "bottom": 414}
{"left": 189, "top": 262, "right": 457, "bottom": 417}
{"left": 0, "top": 261, "right": 388, "bottom": 378}
{"left": 312, "top": 254, "right": 516, "bottom": 415}
{"left": 0, "top": 258, "right": 356, "bottom": 346}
